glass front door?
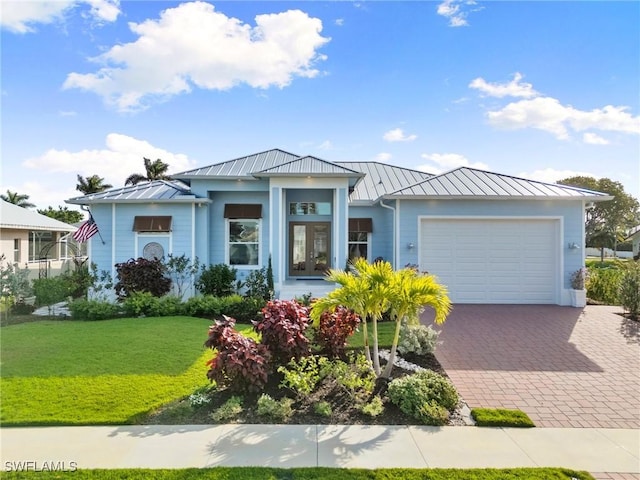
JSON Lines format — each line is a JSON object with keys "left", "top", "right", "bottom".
{"left": 289, "top": 222, "right": 330, "bottom": 277}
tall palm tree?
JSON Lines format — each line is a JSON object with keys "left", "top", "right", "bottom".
{"left": 311, "top": 258, "right": 451, "bottom": 379}
{"left": 125, "top": 157, "right": 171, "bottom": 186}
{"left": 76, "top": 174, "right": 113, "bottom": 194}
{"left": 1, "top": 190, "right": 35, "bottom": 208}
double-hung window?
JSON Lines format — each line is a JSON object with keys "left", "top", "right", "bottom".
{"left": 224, "top": 204, "right": 262, "bottom": 267}
{"left": 348, "top": 218, "right": 373, "bottom": 262}
{"left": 228, "top": 220, "right": 260, "bottom": 266}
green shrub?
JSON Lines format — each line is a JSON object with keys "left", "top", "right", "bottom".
{"left": 114, "top": 257, "right": 172, "bottom": 300}
{"left": 361, "top": 396, "right": 384, "bottom": 417}
{"left": 0, "top": 255, "right": 32, "bottom": 308}
{"left": 122, "top": 292, "right": 183, "bottom": 317}
{"left": 243, "top": 267, "right": 272, "bottom": 301}
{"left": 225, "top": 295, "right": 265, "bottom": 323}
{"left": 619, "top": 261, "right": 640, "bottom": 319}
{"left": 314, "top": 401, "right": 332, "bottom": 417}
{"left": 32, "top": 276, "right": 72, "bottom": 306}
{"left": 418, "top": 400, "right": 450, "bottom": 426}
{"left": 165, "top": 254, "right": 200, "bottom": 300}
{"left": 322, "top": 353, "right": 376, "bottom": 398}
{"left": 278, "top": 355, "right": 329, "bottom": 396}
{"left": 196, "top": 264, "right": 237, "bottom": 297}
{"left": 210, "top": 395, "right": 243, "bottom": 422}
{"left": 183, "top": 295, "right": 227, "bottom": 318}
{"left": 471, "top": 408, "right": 535, "bottom": 428}
{"left": 256, "top": 394, "right": 294, "bottom": 421}
{"left": 68, "top": 299, "right": 122, "bottom": 320}
{"left": 398, "top": 322, "right": 440, "bottom": 356}
{"left": 61, "top": 263, "right": 93, "bottom": 299}
{"left": 387, "top": 370, "right": 459, "bottom": 425}
{"left": 587, "top": 267, "right": 622, "bottom": 304}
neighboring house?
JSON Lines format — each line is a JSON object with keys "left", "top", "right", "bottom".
{"left": 66, "top": 148, "right": 611, "bottom": 305}
{"left": 0, "top": 200, "right": 78, "bottom": 279}
{"left": 626, "top": 225, "right": 640, "bottom": 259}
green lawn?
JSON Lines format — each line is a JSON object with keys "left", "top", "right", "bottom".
{"left": 0, "top": 317, "right": 254, "bottom": 426}
{"left": 346, "top": 321, "right": 396, "bottom": 349}
{"left": 2, "top": 467, "right": 594, "bottom": 479}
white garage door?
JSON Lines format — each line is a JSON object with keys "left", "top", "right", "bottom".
{"left": 419, "top": 218, "right": 559, "bottom": 304}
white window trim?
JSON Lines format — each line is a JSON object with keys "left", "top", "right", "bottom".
{"left": 225, "top": 218, "right": 262, "bottom": 269}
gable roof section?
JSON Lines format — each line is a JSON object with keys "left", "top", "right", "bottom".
{"left": 66, "top": 180, "right": 209, "bottom": 205}
{"left": 337, "top": 162, "right": 433, "bottom": 203}
{"left": 0, "top": 200, "right": 77, "bottom": 232}
{"left": 174, "top": 149, "right": 300, "bottom": 179}
{"left": 255, "top": 156, "right": 364, "bottom": 177}
{"left": 387, "top": 167, "right": 613, "bottom": 200}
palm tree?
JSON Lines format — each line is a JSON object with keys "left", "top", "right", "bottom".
{"left": 311, "top": 258, "right": 451, "bottom": 379}
{"left": 76, "top": 174, "right": 113, "bottom": 194}
{"left": 125, "top": 158, "right": 171, "bottom": 186}
{"left": 1, "top": 190, "right": 35, "bottom": 208}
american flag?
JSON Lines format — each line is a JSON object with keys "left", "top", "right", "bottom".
{"left": 73, "top": 216, "right": 99, "bottom": 243}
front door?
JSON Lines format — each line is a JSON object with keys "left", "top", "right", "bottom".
{"left": 289, "top": 222, "right": 331, "bottom": 277}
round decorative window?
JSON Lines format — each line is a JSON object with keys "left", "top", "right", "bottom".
{"left": 143, "top": 242, "right": 164, "bottom": 260}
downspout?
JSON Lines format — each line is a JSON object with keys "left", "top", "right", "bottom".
{"left": 379, "top": 198, "right": 396, "bottom": 268}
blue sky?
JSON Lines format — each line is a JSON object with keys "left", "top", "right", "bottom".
{"left": 1, "top": 1, "right": 638, "bottom": 212}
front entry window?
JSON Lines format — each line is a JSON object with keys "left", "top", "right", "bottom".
{"left": 228, "top": 220, "right": 260, "bottom": 266}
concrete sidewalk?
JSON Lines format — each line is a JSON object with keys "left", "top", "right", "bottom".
{"left": 1, "top": 425, "right": 638, "bottom": 473}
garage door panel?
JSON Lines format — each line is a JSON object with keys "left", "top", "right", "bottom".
{"left": 420, "top": 218, "right": 558, "bottom": 304}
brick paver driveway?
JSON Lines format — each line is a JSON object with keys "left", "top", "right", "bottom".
{"left": 422, "top": 305, "right": 640, "bottom": 428}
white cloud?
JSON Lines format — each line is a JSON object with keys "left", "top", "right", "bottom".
{"left": 63, "top": 2, "right": 330, "bottom": 112}
{"left": 436, "top": 0, "right": 481, "bottom": 27}
{"left": 418, "top": 152, "right": 489, "bottom": 173}
{"left": 469, "top": 72, "right": 538, "bottom": 98}
{"left": 383, "top": 128, "right": 417, "bottom": 142}
{"left": 1, "top": 0, "right": 120, "bottom": 33}
{"left": 318, "top": 140, "right": 333, "bottom": 150}
{"left": 22, "top": 133, "right": 197, "bottom": 191}
{"left": 583, "top": 132, "right": 609, "bottom": 145}
{"left": 335, "top": 18, "right": 344, "bottom": 26}
{"left": 486, "top": 97, "right": 640, "bottom": 140}
{"left": 517, "top": 168, "right": 600, "bottom": 185}
{"left": 375, "top": 152, "right": 392, "bottom": 162}
{"left": 58, "top": 110, "right": 77, "bottom": 117}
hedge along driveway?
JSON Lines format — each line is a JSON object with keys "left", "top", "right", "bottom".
{"left": 0, "top": 316, "right": 247, "bottom": 425}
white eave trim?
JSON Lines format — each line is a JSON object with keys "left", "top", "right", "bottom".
{"left": 383, "top": 194, "right": 614, "bottom": 201}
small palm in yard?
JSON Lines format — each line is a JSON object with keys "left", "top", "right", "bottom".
{"left": 311, "top": 259, "right": 451, "bottom": 379}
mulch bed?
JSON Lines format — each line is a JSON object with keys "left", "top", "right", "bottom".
{"left": 143, "top": 351, "right": 469, "bottom": 426}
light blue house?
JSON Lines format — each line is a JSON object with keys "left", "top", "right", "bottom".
{"left": 66, "top": 148, "right": 610, "bottom": 305}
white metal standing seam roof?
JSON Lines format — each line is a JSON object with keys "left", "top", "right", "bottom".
{"left": 387, "top": 167, "right": 614, "bottom": 200}
{"left": 173, "top": 149, "right": 301, "bottom": 178}
{"left": 0, "top": 200, "right": 77, "bottom": 231}
{"left": 337, "top": 162, "right": 434, "bottom": 203}
{"left": 66, "top": 180, "right": 209, "bottom": 205}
